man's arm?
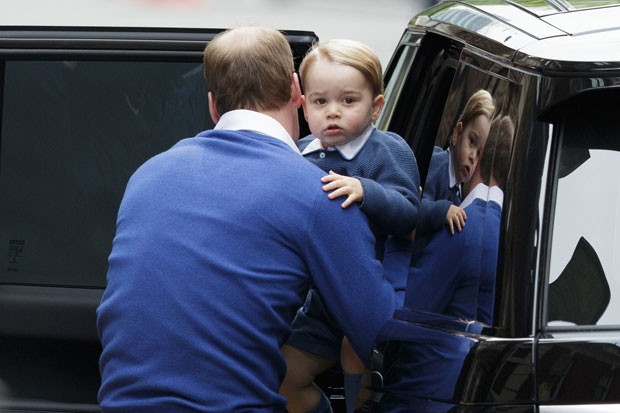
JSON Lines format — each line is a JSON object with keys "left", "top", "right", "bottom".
{"left": 302, "top": 190, "right": 399, "bottom": 362}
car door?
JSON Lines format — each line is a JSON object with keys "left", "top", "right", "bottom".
{"left": 535, "top": 87, "right": 620, "bottom": 412}
{"left": 0, "top": 27, "right": 316, "bottom": 412}
{"left": 376, "top": 24, "right": 539, "bottom": 412}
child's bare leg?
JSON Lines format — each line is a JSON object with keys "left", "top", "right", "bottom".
{"left": 280, "top": 343, "right": 336, "bottom": 413}
{"left": 340, "top": 336, "right": 365, "bottom": 413}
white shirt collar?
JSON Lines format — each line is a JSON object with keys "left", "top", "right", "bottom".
{"left": 460, "top": 182, "right": 488, "bottom": 209}
{"left": 460, "top": 182, "right": 504, "bottom": 209}
{"left": 488, "top": 185, "right": 504, "bottom": 208}
{"left": 301, "top": 125, "right": 374, "bottom": 160}
{"left": 214, "top": 109, "right": 300, "bottom": 154}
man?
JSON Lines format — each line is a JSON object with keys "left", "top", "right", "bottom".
{"left": 96, "top": 26, "right": 399, "bottom": 413}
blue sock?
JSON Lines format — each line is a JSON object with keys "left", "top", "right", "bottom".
{"left": 344, "top": 373, "right": 363, "bottom": 413}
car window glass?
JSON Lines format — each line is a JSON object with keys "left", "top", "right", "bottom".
{"left": 546, "top": 90, "right": 620, "bottom": 327}
{"left": 378, "top": 35, "right": 422, "bottom": 129}
{"left": 404, "top": 58, "right": 517, "bottom": 329}
{"left": 0, "top": 60, "right": 210, "bottom": 288}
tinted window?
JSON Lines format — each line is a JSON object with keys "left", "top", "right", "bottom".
{"left": 0, "top": 60, "right": 211, "bottom": 288}
{"left": 546, "top": 89, "right": 620, "bottom": 327}
{"left": 403, "top": 54, "right": 518, "bottom": 327}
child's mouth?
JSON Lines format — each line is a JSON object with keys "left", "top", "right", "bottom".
{"left": 325, "top": 125, "right": 342, "bottom": 135}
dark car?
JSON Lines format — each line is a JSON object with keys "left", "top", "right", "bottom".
{"left": 1, "top": 1, "right": 620, "bottom": 412}
{"left": 0, "top": 27, "right": 316, "bottom": 412}
{"left": 370, "top": 0, "right": 620, "bottom": 412}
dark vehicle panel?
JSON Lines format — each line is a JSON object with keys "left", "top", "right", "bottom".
{"left": 0, "top": 27, "right": 317, "bottom": 412}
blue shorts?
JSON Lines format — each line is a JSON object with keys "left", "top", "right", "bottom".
{"left": 286, "top": 288, "right": 343, "bottom": 360}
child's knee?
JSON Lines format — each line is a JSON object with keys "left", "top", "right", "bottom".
{"left": 340, "top": 337, "right": 364, "bottom": 373}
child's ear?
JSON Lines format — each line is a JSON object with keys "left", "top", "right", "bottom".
{"left": 451, "top": 122, "right": 463, "bottom": 146}
{"left": 371, "top": 94, "right": 385, "bottom": 121}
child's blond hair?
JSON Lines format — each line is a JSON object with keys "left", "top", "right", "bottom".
{"left": 457, "top": 89, "right": 496, "bottom": 128}
{"left": 299, "top": 39, "right": 383, "bottom": 96}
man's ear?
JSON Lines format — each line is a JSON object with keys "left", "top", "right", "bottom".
{"left": 371, "top": 94, "right": 385, "bottom": 122}
{"left": 300, "top": 95, "right": 308, "bottom": 122}
{"left": 291, "top": 73, "right": 302, "bottom": 109}
{"left": 451, "top": 122, "right": 463, "bottom": 146}
{"left": 208, "top": 91, "right": 220, "bottom": 124}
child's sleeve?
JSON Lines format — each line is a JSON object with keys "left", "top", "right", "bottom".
{"left": 415, "top": 147, "right": 454, "bottom": 237}
{"left": 356, "top": 133, "right": 420, "bottom": 237}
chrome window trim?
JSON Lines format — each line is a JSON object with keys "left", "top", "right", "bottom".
{"left": 540, "top": 405, "right": 620, "bottom": 412}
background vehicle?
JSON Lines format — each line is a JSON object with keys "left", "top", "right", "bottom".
{"left": 375, "top": 1, "right": 620, "bottom": 411}
{"left": 0, "top": 27, "right": 316, "bottom": 412}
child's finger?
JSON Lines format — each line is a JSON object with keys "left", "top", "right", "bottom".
{"left": 454, "top": 218, "right": 463, "bottom": 233}
{"left": 327, "top": 187, "right": 350, "bottom": 200}
{"left": 340, "top": 195, "right": 356, "bottom": 208}
{"left": 322, "top": 180, "right": 345, "bottom": 192}
{"left": 321, "top": 171, "right": 342, "bottom": 183}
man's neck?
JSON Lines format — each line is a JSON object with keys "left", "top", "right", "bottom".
{"left": 262, "top": 105, "right": 299, "bottom": 141}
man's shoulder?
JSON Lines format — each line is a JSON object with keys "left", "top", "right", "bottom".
{"left": 464, "top": 198, "right": 488, "bottom": 214}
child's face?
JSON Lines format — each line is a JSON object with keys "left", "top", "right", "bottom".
{"left": 301, "top": 59, "right": 384, "bottom": 147}
{"left": 451, "top": 114, "right": 491, "bottom": 184}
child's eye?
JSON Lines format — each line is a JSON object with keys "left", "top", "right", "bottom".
{"left": 343, "top": 98, "right": 355, "bottom": 104}
{"left": 314, "top": 98, "right": 326, "bottom": 105}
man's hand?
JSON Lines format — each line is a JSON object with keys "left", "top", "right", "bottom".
{"left": 445, "top": 204, "right": 467, "bottom": 235}
{"left": 321, "top": 171, "right": 364, "bottom": 208}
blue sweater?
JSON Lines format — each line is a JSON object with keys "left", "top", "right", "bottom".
{"left": 298, "top": 129, "right": 420, "bottom": 238}
{"left": 96, "top": 130, "right": 399, "bottom": 412}
{"left": 416, "top": 146, "right": 461, "bottom": 237}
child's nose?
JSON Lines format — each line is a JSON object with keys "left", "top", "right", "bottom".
{"left": 326, "top": 102, "right": 340, "bottom": 117}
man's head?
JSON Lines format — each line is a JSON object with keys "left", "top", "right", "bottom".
{"left": 298, "top": 39, "right": 385, "bottom": 147}
{"left": 203, "top": 26, "right": 298, "bottom": 118}
{"left": 481, "top": 115, "right": 514, "bottom": 189}
{"left": 450, "top": 89, "right": 495, "bottom": 184}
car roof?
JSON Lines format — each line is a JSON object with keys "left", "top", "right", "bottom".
{"left": 410, "top": 0, "right": 620, "bottom": 71}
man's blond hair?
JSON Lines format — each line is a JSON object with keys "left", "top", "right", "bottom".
{"left": 203, "top": 26, "right": 294, "bottom": 114}
{"left": 299, "top": 39, "right": 384, "bottom": 96}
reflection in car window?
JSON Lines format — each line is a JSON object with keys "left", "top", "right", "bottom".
{"left": 547, "top": 96, "right": 619, "bottom": 326}
{"left": 405, "top": 58, "right": 518, "bottom": 327}
{"left": 0, "top": 60, "right": 210, "bottom": 288}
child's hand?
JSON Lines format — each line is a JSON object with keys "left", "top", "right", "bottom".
{"left": 445, "top": 204, "right": 467, "bottom": 235}
{"left": 321, "top": 171, "right": 364, "bottom": 208}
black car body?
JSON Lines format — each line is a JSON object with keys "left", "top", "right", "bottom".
{"left": 374, "top": 0, "right": 620, "bottom": 412}
{"left": 0, "top": 27, "right": 316, "bottom": 412}
{"left": 1, "top": 1, "right": 620, "bottom": 412}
